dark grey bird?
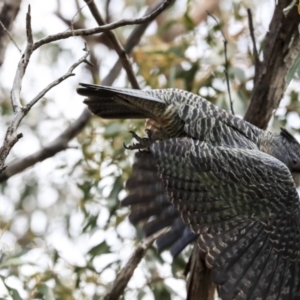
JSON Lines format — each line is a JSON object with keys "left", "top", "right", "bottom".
{"left": 77, "top": 83, "right": 300, "bottom": 300}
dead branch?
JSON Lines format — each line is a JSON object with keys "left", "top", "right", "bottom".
{"left": 0, "top": 0, "right": 173, "bottom": 173}
{"left": 0, "top": 6, "right": 33, "bottom": 172}
{"left": 0, "top": 6, "right": 91, "bottom": 173}
{"left": 103, "top": 230, "right": 167, "bottom": 300}
{"left": 55, "top": 1, "right": 100, "bottom": 80}
{"left": 83, "top": 0, "right": 140, "bottom": 89}
{"left": 244, "top": 1, "right": 300, "bottom": 129}
{"left": 0, "top": 108, "right": 92, "bottom": 182}
{"left": 0, "top": 47, "right": 90, "bottom": 173}
{"left": 0, "top": 0, "right": 171, "bottom": 182}
{"left": 26, "top": 48, "right": 90, "bottom": 111}
{"left": 11, "top": 5, "right": 33, "bottom": 113}
{"left": 33, "top": 0, "right": 174, "bottom": 51}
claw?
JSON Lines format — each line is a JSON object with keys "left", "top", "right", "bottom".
{"left": 124, "top": 130, "right": 155, "bottom": 151}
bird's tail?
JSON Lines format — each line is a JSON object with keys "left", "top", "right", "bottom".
{"left": 77, "top": 83, "right": 166, "bottom": 119}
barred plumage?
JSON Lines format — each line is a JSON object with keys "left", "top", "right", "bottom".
{"left": 78, "top": 83, "right": 300, "bottom": 299}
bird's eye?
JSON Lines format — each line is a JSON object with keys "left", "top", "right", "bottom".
{"left": 293, "top": 159, "right": 297, "bottom": 164}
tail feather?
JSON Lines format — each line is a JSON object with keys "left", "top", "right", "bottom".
{"left": 78, "top": 83, "right": 164, "bottom": 103}
{"left": 83, "top": 98, "right": 146, "bottom": 119}
{"left": 128, "top": 204, "right": 170, "bottom": 224}
{"left": 156, "top": 219, "right": 186, "bottom": 251}
{"left": 77, "top": 83, "right": 166, "bottom": 119}
{"left": 171, "top": 228, "right": 198, "bottom": 257}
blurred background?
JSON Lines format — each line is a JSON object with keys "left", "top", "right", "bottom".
{"left": 0, "top": 0, "right": 299, "bottom": 299}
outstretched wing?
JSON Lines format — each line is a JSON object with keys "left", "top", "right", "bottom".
{"left": 151, "top": 137, "right": 300, "bottom": 300}
{"left": 122, "top": 151, "right": 198, "bottom": 257}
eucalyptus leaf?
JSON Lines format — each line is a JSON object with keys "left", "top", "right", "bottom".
{"left": 0, "top": 276, "right": 22, "bottom": 300}
{"left": 0, "top": 258, "right": 25, "bottom": 268}
{"left": 88, "top": 241, "right": 110, "bottom": 257}
{"left": 37, "top": 284, "right": 56, "bottom": 300}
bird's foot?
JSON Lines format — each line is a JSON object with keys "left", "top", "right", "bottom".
{"left": 124, "top": 130, "right": 154, "bottom": 151}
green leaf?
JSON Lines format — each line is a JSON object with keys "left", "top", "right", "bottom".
{"left": 183, "top": 12, "right": 195, "bottom": 31}
{"left": 286, "top": 51, "right": 300, "bottom": 87}
{"left": 0, "top": 276, "right": 22, "bottom": 300}
{"left": 0, "top": 258, "right": 25, "bottom": 268}
{"left": 88, "top": 241, "right": 110, "bottom": 257}
{"left": 37, "top": 284, "right": 56, "bottom": 300}
{"left": 12, "top": 248, "right": 31, "bottom": 258}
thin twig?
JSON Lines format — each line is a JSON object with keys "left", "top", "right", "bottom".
{"left": 0, "top": 19, "right": 21, "bottom": 53}
{"left": 70, "top": 0, "right": 88, "bottom": 32}
{"left": 83, "top": 0, "right": 140, "bottom": 89}
{"left": 0, "top": 0, "right": 173, "bottom": 173}
{"left": 0, "top": 0, "right": 172, "bottom": 182}
{"left": 105, "top": 0, "right": 112, "bottom": 23}
{"left": 223, "top": 39, "right": 234, "bottom": 115}
{"left": 26, "top": 49, "right": 90, "bottom": 111}
{"left": 247, "top": 8, "right": 260, "bottom": 84}
{"left": 103, "top": 230, "right": 167, "bottom": 300}
{"left": 207, "top": 12, "right": 234, "bottom": 115}
{"left": 0, "top": 48, "right": 90, "bottom": 173}
{"left": 33, "top": 0, "right": 174, "bottom": 51}
{"left": 247, "top": 9, "right": 258, "bottom": 64}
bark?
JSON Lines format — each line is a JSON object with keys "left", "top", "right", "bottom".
{"left": 186, "top": 246, "right": 215, "bottom": 300}
{"left": 188, "top": 3, "right": 300, "bottom": 299}
{"left": 0, "top": 0, "right": 22, "bottom": 67}
{"left": 0, "top": 0, "right": 170, "bottom": 182}
{"left": 244, "top": 0, "right": 300, "bottom": 129}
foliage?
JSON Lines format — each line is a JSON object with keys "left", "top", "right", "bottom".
{"left": 0, "top": 0, "right": 300, "bottom": 299}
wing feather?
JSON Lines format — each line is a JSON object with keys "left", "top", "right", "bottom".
{"left": 150, "top": 137, "right": 300, "bottom": 299}
{"left": 121, "top": 151, "right": 198, "bottom": 255}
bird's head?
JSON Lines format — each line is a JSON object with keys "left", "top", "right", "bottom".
{"left": 278, "top": 128, "right": 300, "bottom": 173}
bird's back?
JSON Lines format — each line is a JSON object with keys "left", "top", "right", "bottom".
{"left": 79, "top": 84, "right": 264, "bottom": 149}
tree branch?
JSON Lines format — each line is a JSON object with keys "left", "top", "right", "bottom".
{"left": 186, "top": 246, "right": 215, "bottom": 300}
{"left": 0, "top": 0, "right": 172, "bottom": 182}
{"left": 26, "top": 48, "right": 90, "bottom": 111}
{"left": 0, "top": 47, "right": 90, "bottom": 173}
{"left": 33, "top": 0, "right": 174, "bottom": 51}
{"left": 11, "top": 5, "right": 33, "bottom": 113}
{"left": 244, "top": 1, "right": 300, "bottom": 129}
{"left": 103, "top": 230, "right": 167, "bottom": 300}
{"left": 83, "top": 0, "right": 140, "bottom": 89}
{"left": 247, "top": 8, "right": 259, "bottom": 77}
{"left": 0, "top": 0, "right": 22, "bottom": 67}
{"left": 0, "top": 19, "right": 21, "bottom": 53}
